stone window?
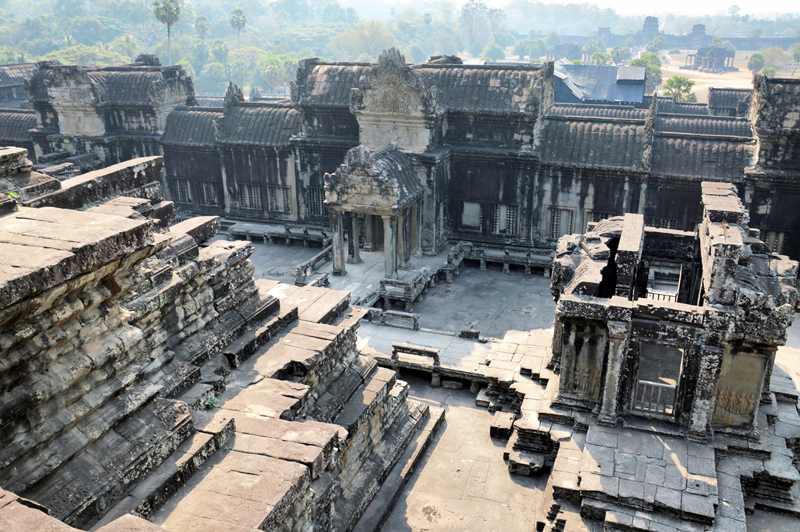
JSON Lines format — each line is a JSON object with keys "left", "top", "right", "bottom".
{"left": 269, "top": 186, "right": 291, "bottom": 213}
{"left": 549, "top": 207, "right": 574, "bottom": 239}
{"left": 646, "top": 217, "right": 681, "bottom": 230}
{"left": 173, "top": 179, "right": 192, "bottom": 205}
{"left": 763, "top": 230, "right": 785, "bottom": 254}
{"left": 308, "top": 187, "right": 327, "bottom": 217}
{"left": 199, "top": 181, "right": 218, "bottom": 206}
{"left": 632, "top": 342, "right": 684, "bottom": 417}
{"left": 461, "top": 201, "right": 483, "bottom": 231}
{"left": 240, "top": 184, "right": 262, "bottom": 210}
{"left": 492, "top": 203, "right": 518, "bottom": 236}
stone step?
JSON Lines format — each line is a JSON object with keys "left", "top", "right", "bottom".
{"left": 0, "top": 380, "right": 164, "bottom": 496}
{"left": 310, "top": 355, "right": 378, "bottom": 423}
{"left": 333, "top": 399, "right": 430, "bottom": 532}
{"left": 476, "top": 385, "right": 492, "bottom": 408}
{"left": 333, "top": 367, "right": 398, "bottom": 435}
{"left": 89, "top": 431, "right": 218, "bottom": 529}
{"left": 22, "top": 398, "right": 194, "bottom": 529}
{"left": 350, "top": 404, "right": 445, "bottom": 532}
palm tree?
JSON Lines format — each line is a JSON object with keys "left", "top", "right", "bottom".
{"left": 195, "top": 15, "right": 210, "bottom": 41}
{"left": 229, "top": 8, "right": 247, "bottom": 59}
{"left": 119, "top": 34, "right": 138, "bottom": 61}
{"left": 153, "top": 0, "right": 181, "bottom": 65}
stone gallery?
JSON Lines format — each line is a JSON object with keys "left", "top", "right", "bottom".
{"left": 0, "top": 47, "right": 800, "bottom": 532}
{"left": 0, "top": 50, "right": 799, "bottom": 260}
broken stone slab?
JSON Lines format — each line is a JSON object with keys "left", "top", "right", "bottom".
{"left": 441, "top": 379, "right": 462, "bottom": 389}
{"left": 490, "top": 411, "right": 516, "bottom": 439}
{"left": 23, "top": 156, "right": 164, "bottom": 211}
{"left": 169, "top": 216, "right": 221, "bottom": 245}
{"left": 508, "top": 450, "right": 545, "bottom": 476}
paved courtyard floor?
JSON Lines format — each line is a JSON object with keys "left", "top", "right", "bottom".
{"left": 381, "top": 372, "right": 545, "bottom": 532}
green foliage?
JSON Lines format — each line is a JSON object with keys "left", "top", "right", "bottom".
{"left": 328, "top": 20, "right": 396, "bottom": 61}
{"left": 258, "top": 54, "right": 297, "bottom": 91}
{"left": 110, "top": 34, "right": 139, "bottom": 61}
{"left": 629, "top": 52, "right": 662, "bottom": 93}
{"left": 408, "top": 42, "right": 427, "bottom": 63}
{"left": 544, "top": 31, "right": 560, "bottom": 49}
{"left": 761, "top": 67, "right": 776, "bottom": 77}
{"left": 153, "top": 0, "right": 181, "bottom": 64}
{"left": 211, "top": 39, "right": 229, "bottom": 63}
{"left": 583, "top": 40, "right": 601, "bottom": 55}
{"left": 436, "top": 31, "right": 461, "bottom": 56}
{"left": 668, "top": 48, "right": 681, "bottom": 55}
{"left": 590, "top": 52, "right": 612, "bottom": 65}
{"left": 750, "top": 28, "right": 763, "bottom": 38}
{"left": 43, "top": 44, "right": 129, "bottom": 66}
{"left": 610, "top": 46, "right": 631, "bottom": 64}
{"left": 195, "top": 15, "right": 210, "bottom": 40}
{"left": 153, "top": 0, "right": 181, "bottom": 27}
{"left": 230, "top": 8, "right": 247, "bottom": 56}
{"left": 625, "top": 37, "right": 635, "bottom": 48}
{"left": 748, "top": 52, "right": 766, "bottom": 72}
{"left": 570, "top": 59, "right": 583, "bottom": 65}
{"left": 0, "top": 46, "right": 28, "bottom": 64}
{"left": 761, "top": 47, "right": 787, "bottom": 69}
{"left": 513, "top": 38, "right": 545, "bottom": 59}
{"left": 459, "top": 0, "right": 505, "bottom": 54}
{"left": 646, "top": 35, "right": 666, "bottom": 53}
{"left": 191, "top": 39, "right": 209, "bottom": 71}
{"left": 663, "top": 75, "right": 696, "bottom": 102}
{"left": 482, "top": 41, "right": 504, "bottom": 61}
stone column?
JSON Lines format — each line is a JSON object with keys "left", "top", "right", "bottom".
{"left": 397, "top": 210, "right": 408, "bottom": 269}
{"left": 688, "top": 346, "right": 722, "bottom": 442}
{"left": 364, "top": 214, "right": 373, "bottom": 251}
{"left": 411, "top": 202, "right": 422, "bottom": 257}
{"left": 347, "top": 212, "right": 361, "bottom": 264}
{"left": 382, "top": 215, "right": 397, "bottom": 278}
{"left": 331, "top": 210, "right": 346, "bottom": 276}
{"left": 598, "top": 321, "right": 629, "bottom": 426}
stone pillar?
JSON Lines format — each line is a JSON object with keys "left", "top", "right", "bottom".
{"left": 598, "top": 321, "right": 629, "bottom": 426}
{"left": 688, "top": 346, "right": 722, "bottom": 442}
{"left": 331, "top": 210, "right": 346, "bottom": 276}
{"left": 397, "top": 210, "right": 408, "bottom": 269}
{"left": 347, "top": 212, "right": 361, "bottom": 264}
{"left": 364, "top": 214, "right": 373, "bottom": 251}
{"left": 411, "top": 202, "right": 422, "bottom": 257}
{"left": 382, "top": 215, "right": 397, "bottom": 278}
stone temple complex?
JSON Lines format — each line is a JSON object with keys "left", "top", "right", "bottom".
{"left": 0, "top": 47, "right": 800, "bottom": 532}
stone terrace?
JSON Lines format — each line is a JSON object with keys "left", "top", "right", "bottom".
{"left": 0, "top": 159, "right": 443, "bottom": 532}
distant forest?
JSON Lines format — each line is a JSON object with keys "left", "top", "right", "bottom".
{"left": 0, "top": 0, "right": 798, "bottom": 95}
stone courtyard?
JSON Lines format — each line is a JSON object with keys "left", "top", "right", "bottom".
{"left": 2, "top": 145, "right": 800, "bottom": 532}
{"left": 213, "top": 216, "right": 800, "bottom": 532}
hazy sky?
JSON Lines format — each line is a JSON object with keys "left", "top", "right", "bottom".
{"left": 489, "top": 0, "right": 798, "bottom": 17}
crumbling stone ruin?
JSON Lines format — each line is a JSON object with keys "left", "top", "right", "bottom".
{"left": 0, "top": 149, "right": 442, "bottom": 531}
{"left": 509, "top": 181, "right": 800, "bottom": 530}
{"left": 1, "top": 52, "right": 800, "bottom": 260}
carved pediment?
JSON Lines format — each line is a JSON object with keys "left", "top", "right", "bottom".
{"left": 350, "top": 48, "right": 442, "bottom": 118}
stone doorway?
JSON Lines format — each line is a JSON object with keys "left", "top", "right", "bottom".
{"left": 631, "top": 342, "right": 684, "bottom": 417}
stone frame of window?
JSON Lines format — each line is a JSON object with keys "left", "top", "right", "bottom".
{"left": 460, "top": 200, "right": 484, "bottom": 232}
{"left": 268, "top": 185, "right": 291, "bottom": 213}
{"left": 198, "top": 181, "right": 218, "bottom": 207}
{"left": 172, "top": 178, "right": 193, "bottom": 205}
{"left": 491, "top": 203, "right": 519, "bottom": 237}
{"left": 548, "top": 207, "right": 575, "bottom": 240}
{"left": 308, "top": 186, "right": 327, "bottom": 218}
{"left": 240, "top": 183, "right": 262, "bottom": 211}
